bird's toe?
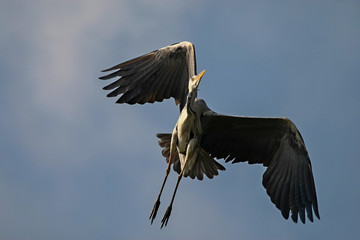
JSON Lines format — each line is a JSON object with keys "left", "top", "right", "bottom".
{"left": 149, "top": 198, "right": 161, "bottom": 224}
{"left": 160, "top": 205, "right": 172, "bottom": 228}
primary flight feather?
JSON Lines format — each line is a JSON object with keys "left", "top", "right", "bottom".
{"left": 99, "top": 41, "right": 320, "bottom": 227}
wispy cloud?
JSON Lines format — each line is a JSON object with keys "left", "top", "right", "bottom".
{"left": 1, "top": 0, "right": 360, "bottom": 239}
{"left": 2, "top": 0, "right": 203, "bottom": 166}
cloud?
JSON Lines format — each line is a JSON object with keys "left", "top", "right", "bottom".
{"left": 2, "top": 0, "right": 206, "bottom": 167}
{"left": 2, "top": 0, "right": 360, "bottom": 239}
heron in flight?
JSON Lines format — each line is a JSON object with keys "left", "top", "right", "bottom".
{"left": 99, "top": 41, "right": 320, "bottom": 228}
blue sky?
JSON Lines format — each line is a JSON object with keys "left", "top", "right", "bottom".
{"left": 1, "top": 0, "right": 360, "bottom": 239}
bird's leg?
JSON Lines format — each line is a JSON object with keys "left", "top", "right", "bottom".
{"left": 149, "top": 154, "right": 173, "bottom": 224}
{"left": 160, "top": 138, "right": 196, "bottom": 228}
{"left": 160, "top": 168, "right": 184, "bottom": 229}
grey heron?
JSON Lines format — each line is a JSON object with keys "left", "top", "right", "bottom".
{"left": 99, "top": 41, "right": 320, "bottom": 228}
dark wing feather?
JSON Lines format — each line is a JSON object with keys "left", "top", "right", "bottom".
{"left": 200, "top": 112, "right": 320, "bottom": 223}
{"left": 99, "top": 41, "right": 197, "bottom": 111}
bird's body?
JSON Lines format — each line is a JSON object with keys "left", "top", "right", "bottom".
{"left": 171, "top": 71, "right": 206, "bottom": 176}
{"left": 176, "top": 104, "right": 196, "bottom": 156}
{"left": 99, "top": 41, "right": 320, "bottom": 227}
{"left": 174, "top": 107, "right": 198, "bottom": 173}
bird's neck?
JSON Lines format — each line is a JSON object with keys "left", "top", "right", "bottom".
{"left": 186, "top": 90, "right": 197, "bottom": 115}
{"left": 186, "top": 102, "right": 194, "bottom": 116}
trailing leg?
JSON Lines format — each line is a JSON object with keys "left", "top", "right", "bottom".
{"left": 149, "top": 154, "right": 173, "bottom": 224}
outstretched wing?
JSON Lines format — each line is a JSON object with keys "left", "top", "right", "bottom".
{"left": 200, "top": 112, "right": 320, "bottom": 223}
{"left": 99, "top": 41, "right": 197, "bottom": 111}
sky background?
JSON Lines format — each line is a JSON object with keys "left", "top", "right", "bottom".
{"left": 1, "top": 0, "right": 360, "bottom": 239}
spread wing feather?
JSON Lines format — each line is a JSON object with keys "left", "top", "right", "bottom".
{"left": 99, "top": 41, "right": 197, "bottom": 111}
{"left": 200, "top": 112, "right": 320, "bottom": 223}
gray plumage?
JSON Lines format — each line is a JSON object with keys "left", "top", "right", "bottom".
{"left": 99, "top": 41, "right": 320, "bottom": 227}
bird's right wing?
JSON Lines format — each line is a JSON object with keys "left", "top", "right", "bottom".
{"left": 200, "top": 112, "right": 320, "bottom": 223}
{"left": 99, "top": 41, "right": 197, "bottom": 111}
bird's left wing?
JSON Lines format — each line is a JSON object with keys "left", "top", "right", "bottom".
{"left": 200, "top": 112, "right": 320, "bottom": 223}
{"left": 99, "top": 41, "right": 197, "bottom": 111}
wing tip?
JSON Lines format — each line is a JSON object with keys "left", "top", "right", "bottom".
{"left": 98, "top": 75, "right": 108, "bottom": 80}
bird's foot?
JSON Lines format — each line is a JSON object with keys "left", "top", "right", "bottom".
{"left": 160, "top": 204, "right": 172, "bottom": 228}
{"left": 149, "top": 198, "right": 160, "bottom": 224}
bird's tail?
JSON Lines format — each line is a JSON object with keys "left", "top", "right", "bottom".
{"left": 156, "top": 133, "right": 182, "bottom": 174}
{"left": 156, "top": 133, "right": 225, "bottom": 180}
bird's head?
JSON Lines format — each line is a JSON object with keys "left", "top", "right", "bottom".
{"left": 188, "top": 70, "right": 206, "bottom": 93}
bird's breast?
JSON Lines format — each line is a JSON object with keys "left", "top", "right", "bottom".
{"left": 176, "top": 111, "right": 196, "bottom": 153}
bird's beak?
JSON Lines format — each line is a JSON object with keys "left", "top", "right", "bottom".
{"left": 195, "top": 70, "right": 206, "bottom": 84}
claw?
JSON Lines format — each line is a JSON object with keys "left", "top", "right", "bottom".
{"left": 160, "top": 205, "right": 172, "bottom": 228}
{"left": 149, "top": 198, "right": 161, "bottom": 224}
